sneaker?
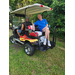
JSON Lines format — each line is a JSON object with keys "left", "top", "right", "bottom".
{"left": 43, "top": 38, "right": 46, "bottom": 45}
{"left": 48, "top": 41, "right": 51, "bottom": 46}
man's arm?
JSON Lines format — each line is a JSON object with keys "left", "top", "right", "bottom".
{"left": 46, "top": 24, "right": 48, "bottom": 27}
{"left": 21, "top": 24, "right": 24, "bottom": 30}
{"left": 32, "top": 24, "right": 35, "bottom": 31}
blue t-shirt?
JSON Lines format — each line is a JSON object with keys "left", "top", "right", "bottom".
{"left": 34, "top": 19, "right": 48, "bottom": 31}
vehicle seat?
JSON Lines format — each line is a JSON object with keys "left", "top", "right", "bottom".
{"left": 35, "top": 25, "right": 40, "bottom": 31}
{"left": 35, "top": 25, "right": 45, "bottom": 36}
{"left": 35, "top": 31, "right": 42, "bottom": 36}
{"left": 28, "top": 25, "right": 40, "bottom": 31}
{"left": 28, "top": 25, "right": 42, "bottom": 36}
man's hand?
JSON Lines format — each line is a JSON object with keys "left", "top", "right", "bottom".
{"left": 42, "top": 27, "right": 46, "bottom": 31}
{"left": 42, "top": 24, "right": 48, "bottom": 31}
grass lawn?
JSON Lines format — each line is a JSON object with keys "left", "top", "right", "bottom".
{"left": 9, "top": 29, "right": 65, "bottom": 75}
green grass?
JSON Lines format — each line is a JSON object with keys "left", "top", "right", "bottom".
{"left": 9, "top": 29, "right": 65, "bottom": 75}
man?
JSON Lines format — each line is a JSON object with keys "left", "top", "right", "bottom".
{"left": 32, "top": 14, "right": 51, "bottom": 46}
{"left": 17, "top": 16, "right": 32, "bottom": 36}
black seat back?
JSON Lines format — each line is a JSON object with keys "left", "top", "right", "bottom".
{"left": 35, "top": 25, "right": 40, "bottom": 31}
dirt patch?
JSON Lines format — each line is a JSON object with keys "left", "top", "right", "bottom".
{"left": 31, "top": 69, "right": 37, "bottom": 75}
{"left": 30, "top": 57, "right": 38, "bottom": 61}
{"left": 10, "top": 44, "right": 21, "bottom": 49}
{"left": 57, "top": 46, "right": 65, "bottom": 51}
{"left": 56, "top": 37, "right": 65, "bottom": 45}
{"left": 9, "top": 44, "right": 23, "bottom": 53}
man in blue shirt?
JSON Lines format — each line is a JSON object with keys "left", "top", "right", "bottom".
{"left": 32, "top": 14, "right": 51, "bottom": 46}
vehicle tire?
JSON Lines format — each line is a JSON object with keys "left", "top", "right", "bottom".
{"left": 24, "top": 43, "right": 35, "bottom": 56}
{"left": 10, "top": 35, "right": 15, "bottom": 44}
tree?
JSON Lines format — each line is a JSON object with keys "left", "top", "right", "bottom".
{"left": 9, "top": 0, "right": 18, "bottom": 10}
{"left": 9, "top": 0, "right": 65, "bottom": 39}
{"left": 49, "top": 0, "right": 65, "bottom": 38}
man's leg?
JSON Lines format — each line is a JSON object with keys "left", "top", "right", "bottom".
{"left": 47, "top": 29, "right": 51, "bottom": 46}
{"left": 45, "top": 27, "right": 48, "bottom": 39}
{"left": 43, "top": 27, "right": 48, "bottom": 45}
{"left": 17, "top": 29, "right": 20, "bottom": 36}
{"left": 47, "top": 29, "right": 50, "bottom": 41}
{"left": 44, "top": 27, "right": 51, "bottom": 46}
{"left": 44, "top": 27, "right": 49, "bottom": 39}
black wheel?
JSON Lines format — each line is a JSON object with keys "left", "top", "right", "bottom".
{"left": 24, "top": 43, "right": 35, "bottom": 56}
{"left": 10, "top": 35, "right": 15, "bottom": 44}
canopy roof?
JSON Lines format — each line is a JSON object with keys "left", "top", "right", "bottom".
{"left": 11, "top": 3, "right": 53, "bottom": 15}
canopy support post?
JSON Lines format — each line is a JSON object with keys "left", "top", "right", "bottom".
{"left": 25, "top": 8, "right": 27, "bottom": 31}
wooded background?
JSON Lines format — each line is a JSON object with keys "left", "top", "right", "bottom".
{"left": 9, "top": 0, "right": 65, "bottom": 39}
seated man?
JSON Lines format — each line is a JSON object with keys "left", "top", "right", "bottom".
{"left": 32, "top": 14, "right": 51, "bottom": 46}
{"left": 17, "top": 16, "right": 32, "bottom": 36}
